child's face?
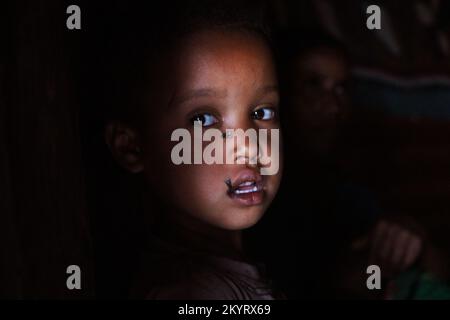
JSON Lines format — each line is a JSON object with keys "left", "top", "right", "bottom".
{"left": 141, "top": 30, "right": 282, "bottom": 231}
{"left": 287, "top": 48, "right": 350, "bottom": 153}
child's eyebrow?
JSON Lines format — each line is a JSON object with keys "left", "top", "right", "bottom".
{"left": 169, "top": 85, "right": 279, "bottom": 108}
{"left": 170, "top": 88, "right": 227, "bottom": 107}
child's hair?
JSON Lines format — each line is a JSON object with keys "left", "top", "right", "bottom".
{"left": 100, "top": 0, "right": 272, "bottom": 129}
{"left": 275, "top": 28, "right": 348, "bottom": 79}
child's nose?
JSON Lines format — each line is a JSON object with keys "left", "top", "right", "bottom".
{"left": 235, "top": 134, "right": 259, "bottom": 167}
{"left": 225, "top": 120, "right": 260, "bottom": 167}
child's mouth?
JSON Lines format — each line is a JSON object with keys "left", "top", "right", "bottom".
{"left": 225, "top": 171, "right": 264, "bottom": 206}
{"left": 232, "top": 181, "right": 262, "bottom": 194}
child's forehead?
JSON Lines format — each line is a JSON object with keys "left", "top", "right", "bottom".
{"left": 145, "top": 30, "right": 277, "bottom": 110}
{"left": 169, "top": 30, "right": 276, "bottom": 85}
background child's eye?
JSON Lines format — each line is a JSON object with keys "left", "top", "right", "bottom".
{"left": 251, "top": 107, "right": 276, "bottom": 121}
{"left": 190, "top": 113, "right": 218, "bottom": 127}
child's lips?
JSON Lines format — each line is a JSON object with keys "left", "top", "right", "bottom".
{"left": 226, "top": 170, "right": 265, "bottom": 206}
{"left": 230, "top": 180, "right": 263, "bottom": 194}
{"left": 233, "top": 181, "right": 262, "bottom": 194}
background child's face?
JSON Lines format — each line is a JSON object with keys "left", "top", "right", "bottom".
{"left": 141, "top": 30, "right": 282, "bottom": 231}
{"left": 286, "top": 47, "right": 350, "bottom": 154}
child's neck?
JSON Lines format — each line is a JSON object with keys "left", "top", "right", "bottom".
{"left": 155, "top": 212, "right": 246, "bottom": 261}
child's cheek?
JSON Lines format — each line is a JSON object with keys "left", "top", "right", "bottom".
{"left": 167, "top": 164, "right": 232, "bottom": 224}
{"left": 172, "top": 163, "right": 225, "bottom": 201}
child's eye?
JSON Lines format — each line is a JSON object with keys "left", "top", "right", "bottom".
{"left": 190, "top": 113, "right": 219, "bottom": 127}
{"left": 251, "top": 107, "right": 276, "bottom": 121}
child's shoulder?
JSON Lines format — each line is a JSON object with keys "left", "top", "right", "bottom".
{"left": 131, "top": 236, "right": 275, "bottom": 300}
{"left": 144, "top": 267, "right": 241, "bottom": 300}
{"left": 134, "top": 250, "right": 254, "bottom": 299}
{"left": 133, "top": 246, "right": 271, "bottom": 300}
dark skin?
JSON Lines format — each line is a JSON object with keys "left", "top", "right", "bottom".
{"left": 105, "top": 30, "right": 282, "bottom": 260}
{"left": 285, "top": 47, "right": 350, "bottom": 156}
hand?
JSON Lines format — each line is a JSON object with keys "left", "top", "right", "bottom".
{"left": 369, "top": 219, "right": 423, "bottom": 279}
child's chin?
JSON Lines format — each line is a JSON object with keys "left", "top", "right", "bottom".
{"left": 215, "top": 208, "right": 265, "bottom": 231}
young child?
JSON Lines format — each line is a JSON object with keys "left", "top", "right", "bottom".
{"left": 263, "top": 28, "right": 450, "bottom": 299}
{"left": 103, "top": 1, "right": 282, "bottom": 299}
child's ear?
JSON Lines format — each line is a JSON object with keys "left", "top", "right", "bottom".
{"left": 105, "top": 122, "right": 144, "bottom": 173}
